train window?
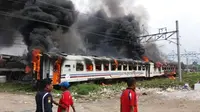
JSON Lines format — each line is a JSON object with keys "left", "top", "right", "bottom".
{"left": 138, "top": 66, "right": 142, "bottom": 71}
{"left": 158, "top": 67, "right": 161, "bottom": 72}
{"left": 111, "top": 63, "right": 116, "bottom": 71}
{"left": 76, "top": 63, "right": 83, "bottom": 71}
{"left": 118, "top": 64, "right": 122, "bottom": 71}
{"left": 133, "top": 65, "right": 137, "bottom": 70}
{"left": 64, "top": 65, "right": 71, "bottom": 71}
{"left": 129, "top": 65, "right": 133, "bottom": 70}
{"left": 123, "top": 64, "right": 127, "bottom": 71}
{"left": 142, "top": 66, "right": 145, "bottom": 70}
{"left": 96, "top": 64, "right": 101, "bottom": 71}
{"left": 86, "top": 64, "right": 93, "bottom": 71}
{"left": 65, "top": 65, "right": 70, "bottom": 67}
{"left": 104, "top": 64, "right": 109, "bottom": 71}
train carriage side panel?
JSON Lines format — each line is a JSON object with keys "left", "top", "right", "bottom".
{"left": 133, "top": 62, "right": 146, "bottom": 78}
{"left": 149, "top": 62, "right": 155, "bottom": 77}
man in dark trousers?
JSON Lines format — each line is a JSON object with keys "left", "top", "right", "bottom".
{"left": 35, "top": 78, "right": 54, "bottom": 112}
{"left": 120, "top": 78, "right": 138, "bottom": 112}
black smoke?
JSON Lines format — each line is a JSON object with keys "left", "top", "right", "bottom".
{"left": 0, "top": 0, "right": 77, "bottom": 53}
{"left": 144, "top": 43, "right": 164, "bottom": 62}
{"left": 0, "top": 0, "right": 26, "bottom": 47}
{"left": 0, "top": 0, "right": 164, "bottom": 62}
{"left": 73, "top": 2, "right": 145, "bottom": 59}
{"left": 101, "top": 0, "right": 124, "bottom": 17}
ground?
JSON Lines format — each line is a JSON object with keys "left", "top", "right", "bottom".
{"left": 1, "top": 88, "right": 200, "bottom": 112}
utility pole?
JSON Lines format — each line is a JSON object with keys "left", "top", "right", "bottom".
{"left": 167, "top": 50, "right": 200, "bottom": 73}
{"left": 186, "top": 57, "right": 189, "bottom": 72}
{"left": 140, "top": 20, "right": 182, "bottom": 82}
{"left": 176, "top": 20, "right": 182, "bottom": 82}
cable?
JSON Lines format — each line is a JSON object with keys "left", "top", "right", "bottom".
{"left": 4, "top": 0, "right": 135, "bottom": 34}
{"left": 0, "top": 43, "right": 25, "bottom": 46}
{"left": 0, "top": 27, "right": 120, "bottom": 47}
{"left": 0, "top": 11, "right": 132, "bottom": 42}
{"left": 37, "top": 0, "right": 139, "bottom": 34}
{"left": 0, "top": 6, "right": 123, "bottom": 37}
{"left": 4, "top": 0, "right": 117, "bottom": 24}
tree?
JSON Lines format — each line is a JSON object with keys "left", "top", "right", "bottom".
{"left": 192, "top": 61, "right": 198, "bottom": 66}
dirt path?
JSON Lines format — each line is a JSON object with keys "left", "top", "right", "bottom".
{"left": 1, "top": 90, "right": 200, "bottom": 112}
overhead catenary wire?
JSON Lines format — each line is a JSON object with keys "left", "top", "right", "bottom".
{"left": 0, "top": 6, "right": 123, "bottom": 37}
{"left": 5, "top": 0, "right": 135, "bottom": 34}
{"left": 0, "top": 28, "right": 119, "bottom": 47}
{"left": 0, "top": 10, "right": 133, "bottom": 43}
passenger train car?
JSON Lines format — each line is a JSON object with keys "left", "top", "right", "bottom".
{"left": 51, "top": 55, "right": 165, "bottom": 82}
{"left": 31, "top": 50, "right": 176, "bottom": 85}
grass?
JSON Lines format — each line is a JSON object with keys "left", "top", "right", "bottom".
{"left": 0, "top": 82, "right": 33, "bottom": 93}
{"left": 137, "top": 73, "right": 200, "bottom": 89}
{"left": 1, "top": 72, "right": 200, "bottom": 95}
{"left": 70, "top": 83, "right": 100, "bottom": 95}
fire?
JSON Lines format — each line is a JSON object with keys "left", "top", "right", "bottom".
{"left": 114, "top": 59, "right": 118, "bottom": 70}
{"left": 25, "top": 65, "right": 31, "bottom": 74}
{"left": 52, "top": 57, "right": 62, "bottom": 85}
{"left": 142, "top": 56, "right": 149, "bottom": 62}
{"left": 32, "top": 49, "right": 42, "bottom": 80}
{"left": 156, "top": 62, "right": 162, "bottom": 68}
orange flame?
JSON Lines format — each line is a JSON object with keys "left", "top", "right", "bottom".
{"left": 114, "top": 59, "right": 118, "bottom": 70}
{"left": 32, "top": 49, "right": 41, "bottom": 80}
{"left": 142, "top": 56, "right": 149, "bottom": 62}
{"left": 52, "top": 57, "right": 62, "bottom": 85}
{"left": 25, "top": 65, "right": 31, "bottom": 74}
{"left": 86, "top": 65, "right": 93, "bottom": 71}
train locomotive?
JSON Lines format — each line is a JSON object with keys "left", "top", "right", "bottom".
{"left": 28, "top": 49, "right": 177, "bottom": 85}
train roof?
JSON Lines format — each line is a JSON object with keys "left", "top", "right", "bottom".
{"left": 43, "top": 52, "right": 151, "bottom": 64}
{"left": 60, "top": 54, "right": 148, "bottom": 64}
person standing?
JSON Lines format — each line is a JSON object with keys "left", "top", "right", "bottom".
{"left": 120, "top": 78, "right": 138, "bottom": 112}
{"left": 54, "top": 81, "right": 76, "bottom": 112}
{"left": 35, "top": 78, "right": 54, "bottom": 112}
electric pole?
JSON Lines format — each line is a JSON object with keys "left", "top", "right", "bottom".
{"left": 140, "top": 20, "right": 182, "bottom": 82}
{"left": 176, "top": 21, "right": 182, "bottom": 82}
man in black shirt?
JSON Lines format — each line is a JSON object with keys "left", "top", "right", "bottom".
{"left": 35, "top": 78, "right": 54, "bottom": 112}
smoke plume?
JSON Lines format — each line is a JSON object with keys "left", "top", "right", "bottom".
{"left": 0, "top": 0, "right": 26, "bottom": 47}
{"left": 101, "top": 0, "right": 124, "bottom": 17}
{"left": 0, "top": 0, "right": 77, "bottom": 53}
{"left": 144, "top": 43, "right": 164, "bottom": 62}
{"left": 0, "top": 0, "right": 165, "bottom": 62}
{"left": 69, "top": 0, "right": 145, "bottom": 59}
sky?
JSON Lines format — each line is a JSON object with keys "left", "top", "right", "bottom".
{"left": 0, "top": 0, "right": 200, "bottom": 63}
{"left": 72, "top": 0, "right": 200, "bottom": 52}
{"left": 72, "top": 0, "right": 200, "bottom": 63}
{"left": 137, "top": 0, "right": 200, "bottom": 52}
{"left": 136, "top": 0, "right": 200, "bottom": 63}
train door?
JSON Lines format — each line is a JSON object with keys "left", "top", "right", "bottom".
{"left": 149, "top": 63, "right": 155, "bottom": 77}
{"left": 145, "top": 63, "right": 150, "bottom": 77}
{"left": 61, "top": 60, "right": 75, "bottom": 79}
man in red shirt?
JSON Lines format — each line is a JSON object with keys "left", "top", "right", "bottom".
{"left": 120, "top": 78, "right": 138, "bottom": 112}
{"left": 54, "top": 81, "right": 76, "bottom": 112}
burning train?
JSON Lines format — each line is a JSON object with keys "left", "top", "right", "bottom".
{"left": 23, "top": 49, "right": 177, "bottom": 85}
{"left": 0, "top": 0, "right": 177, "bottom": 85}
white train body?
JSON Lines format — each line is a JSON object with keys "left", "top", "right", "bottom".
{"left": 45, "top": 54, "right": 167, "bottom": 83}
